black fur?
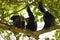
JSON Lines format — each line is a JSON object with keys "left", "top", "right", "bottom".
{"left": 26, "top": 6, "right": 37, "bottom": 31}
{"left": 11, "top": 15, "right": 25, "bottom": 28}
{"left": 38, "top": 2, "right": 55, "bottom": 29}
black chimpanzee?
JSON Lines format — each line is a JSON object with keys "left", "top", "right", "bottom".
{"left": 26, "top": 5, "right": 37, "bottom": 31}
{"left": 11, "top": 15, "right": 25, "bottom": 28}
{"left": 38, "top": 2, "right": 55, "bottom": 29}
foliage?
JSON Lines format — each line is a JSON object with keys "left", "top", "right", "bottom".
{"left": 0, "top": 0, "right": 60, "bottom": 40}
{"left": 43, "top": 29, "right": 60, "bottom": 40}
{"left": 53, "top": 29, "right": 60, "bottom": 40}
{"left": 0, "top": 0, "right": 60, "bottom": 25}
{"left": 44, "top": 38, "right": 49, "bottom": 40}
{"left": 0, "top": 30, "right": 36, "bottom": 40}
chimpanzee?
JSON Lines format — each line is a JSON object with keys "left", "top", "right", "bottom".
{"left": 11, "top": 15, "right": 25, "bottom": 28}
{"left": 26, "top": 5, "right": 37, "bottom": 31}
{"left": 38, "top": 2, "right": 55, "bottom": 29}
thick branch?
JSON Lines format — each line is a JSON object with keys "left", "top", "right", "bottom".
{"left": 0, "top": 23, "right": 60, "bottom": 40}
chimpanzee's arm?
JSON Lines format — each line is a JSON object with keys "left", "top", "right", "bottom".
{"left": 38, "top": 2, "right": 47, "bottom": 13}
{"left": 38, "top": 2, "right": 55, "bottom": 29}
{"left": 27, "top": 6, "right": 35, "bottom": 20}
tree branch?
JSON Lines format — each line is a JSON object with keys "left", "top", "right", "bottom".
{"left": 0, "top": 23, "right": 60, "bottom": 40}
{"left": 5, "top": 2, "right": 36, "bottom": 18}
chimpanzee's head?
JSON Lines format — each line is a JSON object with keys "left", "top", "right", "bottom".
{"left": 11, "top": 15, "right": 20, "bottom": 22}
